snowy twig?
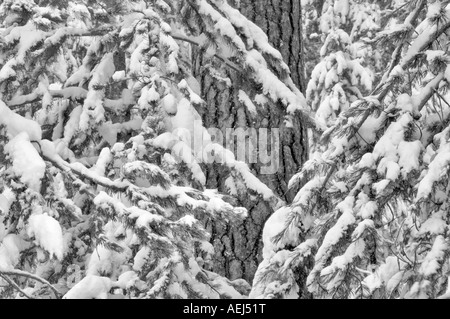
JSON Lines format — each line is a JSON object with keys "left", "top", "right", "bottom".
{"left": 383, "top": 1, "right": 412, "bottom": 21}
{"left": 433, "top": 87, "right": 450, "bottom": 112}
{"left": 40, "top": 151, "right": 130, "bottom": 192}
{"left": 55, "top": 26, "right": 116, "bottom": 38}
{"left": 354, "top": 266, "right": 372, "bottom": 275}
{"left": 0, "top": 273, "right": 34, "bottom": 299}
{"left": 171, "top": 33, "right": 241, "bottom": 72}
{"left": 0, "top": 269, "right": 61, "bottom": 299}
{"left": 4, "top": 92, "right": 41, "bottom": 108}
{"left": 415, "top": 73, "right": 445, "bottom": 111}
{"left": 379, "top": 21, "right": 450, "bottom": 98}
{"left": 374, "top": 0, "right": 425, "bottom": 91}
{"left": 6, "top": 87, "right": 134, "bottom": 110}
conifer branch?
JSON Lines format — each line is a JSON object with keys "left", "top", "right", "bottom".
{"left": 171, "top": 33, "right": 241, "bottom": 72}
{"left": 376, "top": 8, "right": 450, "bottom": 96}
{"left": 6, "top": 87, "right": 134, "bottom": 110}
{"left": 416, "top": 72, "right": 445, "bottom": 111}
{"left": 277, "top": 4, "right": 450, "bottom": 247}
{"left": 40, "top": 151, "right": 130, "bottom": 192}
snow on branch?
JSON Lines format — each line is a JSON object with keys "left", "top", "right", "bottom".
{"left": 39, "top": 140, "right": 241, "bottom": 217}
{"left": 6, "top": 87, "right": 135, "bottom": 111}
{"left": 0, "top": 268, "right": 61, "bottom": 299}
{"left": 171, "top": 33, "right": 241, "bottom": 72}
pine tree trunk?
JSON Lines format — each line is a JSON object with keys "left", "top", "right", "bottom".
{"left": 233, "top": 0, "right": 306, "bottom": 92}
{"left": 194, "top": 0, "right": 308, "bottom": 284}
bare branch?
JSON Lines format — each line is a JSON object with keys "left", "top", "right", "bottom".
{"left": 171, "top": 33, "right": 241, "bottom": 72}
{"left": 0, "top": 273, "right": 35, "bottom": 299}
{"left": 0, "top": 269, "right": 61, "bottom": 299}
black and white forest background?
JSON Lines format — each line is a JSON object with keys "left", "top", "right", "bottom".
{"left": 1, "top": 0, "right": 450, "bottom": 303}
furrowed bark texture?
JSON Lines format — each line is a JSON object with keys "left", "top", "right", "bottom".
{"left": 194, "top": 0, "right": 308, "bottom": 283}
{"left": 234, "top": 0, "right": 306, "bottom": 92}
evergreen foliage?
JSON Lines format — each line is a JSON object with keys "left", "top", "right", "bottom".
{"left": 253, "top": 0, "right": 450, "bottom": 299}
{"left": 0, "top": 0, "right": 303, "bottom": 299}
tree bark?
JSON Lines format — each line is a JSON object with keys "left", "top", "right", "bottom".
{"left": 232, "top": 0, "right": 306, "bottom": 92}
{"left": 193, "top": 0, "right": 308, "bottom": 284}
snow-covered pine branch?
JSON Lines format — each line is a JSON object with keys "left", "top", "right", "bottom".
{"left": 0, "top": 0, "right": 301, "bottom": 299}
{"left": 253, "top": 0, "right": 450, "bottom": 299}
